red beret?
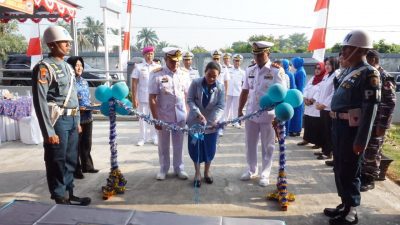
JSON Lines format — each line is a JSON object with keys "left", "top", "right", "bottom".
{"left": 142, "top": 46, "right": 155, "bottom": 54}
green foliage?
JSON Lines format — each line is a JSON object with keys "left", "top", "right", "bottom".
{"left": 190, "top": 45, "right": 208, "bottom": 54}
{"left": 373, "top": 39, "right": 400, "bottom": 53}
{"left": 0, "top": 21, "right": 27, "bottom": 60}
{"left": 383, "top": 124, "right": 400, "bottom": 183}
{"left": 82, "top": 16, "right": 104, "bottom": 52}
{"left": 231, "top": 41, "right": 251, "bottom": 53}
{"left": 287, "top": 33, "right": 309, "bottom": 53}
{"left": 136, "top": 28, "right": 159, "bottom": 49}
{"left": 327, "top": 43, "right": 341, "bottom": 53}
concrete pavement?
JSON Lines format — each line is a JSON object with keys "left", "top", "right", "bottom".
{"left": 0, "top": 121, "right": 399, "bottom": 225}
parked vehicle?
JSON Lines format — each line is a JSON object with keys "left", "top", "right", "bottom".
{"left": 2, "top": 54, "right": 116, "bottom": 87}
{"left": 396, "top": 75, "right": 400, "bottom": 92}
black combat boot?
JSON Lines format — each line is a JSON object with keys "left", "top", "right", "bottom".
{"left": 54, "top": 197, "right": 70, "bottom": 205}
{"left": 329, "top": 206, "right": 358, "bottom": 225}
{"left": 360, "top": 175, "right": 375, "bottom": 192}
{"left": 324, "top": 203, "right": 345, "bottom": 218}
{"left": 69, "top": 190, "right": 91, "bottom": 206}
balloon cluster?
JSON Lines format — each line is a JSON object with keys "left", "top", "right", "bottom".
{"left": 259, "top": 83, "right": 303, "bottom": 122}
{"left": 95, "top": 83, "right": 132, "bottom": 116}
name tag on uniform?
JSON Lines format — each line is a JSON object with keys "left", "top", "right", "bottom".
{"left": 264, "top": 74, "right": 273, "bottom": 80}
{"left": 161, "top": 78, "right": 169, "bottom": 83}
{"left": 248, "top": 75, "right": 255, "bottom": 79}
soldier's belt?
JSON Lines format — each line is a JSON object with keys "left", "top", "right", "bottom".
{"left": 63, "top": 108, "right": 79, "bottom": 116}
{"left": 329, "top": 111, "right": 349, "bottom": 120}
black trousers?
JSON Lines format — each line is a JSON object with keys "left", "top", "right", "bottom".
{"left": 303, "top": 115, "right": 323, "bottom": 146}
{"left": 332, "top": 118, "right": 362, "bottom": 207}
{"left": 76, "top": 121, "right": 95, "bottom": 172}
{"left": 321, "top": 110, "right": 333, "bottom": 156}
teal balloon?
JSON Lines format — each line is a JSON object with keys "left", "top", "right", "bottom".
{"left": 259, "top": 94, "right": 275, "bottom": 109}
{"left": 116, "top": 98, "right": 132, "bottom": 115}
{"left": 100, "top": 102, "right": 110, "bottom": 116}
{"left": 112, "top": 82, "right": 129, "bottom": 100}
{"left": 267, "top": 83, "right": 288, "bottom": 103}
{"left": 95, "top": 85, "right": 112, "bottom": 103}
{"left": 284, "top": 89, "right": 304, "bottom": 108}
{"left": 275, "top": 102, "right": 294, "bottom": 122}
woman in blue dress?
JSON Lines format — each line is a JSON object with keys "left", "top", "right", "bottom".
{"left": 187, "top": 62, "right": 225, "bottom": 187}
{"left": 67, "top": 57, "right": 99, "bottom": 179}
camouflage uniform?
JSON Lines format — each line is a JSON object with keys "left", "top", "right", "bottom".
{"left": 361, "top": 66, "right": 396, "bottom": 180}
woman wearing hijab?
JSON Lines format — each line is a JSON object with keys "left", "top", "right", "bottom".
{"left": 297, "top": 62, "right": 326, "bottom": 149}
{"left": 67, "top": 57, "right": 99, "bottom": 179}
{"left": 315, "top": 57, "right": 340, "bottom": 160}
{"left": 186, "top": 61, "right": 225, "bottom": 188}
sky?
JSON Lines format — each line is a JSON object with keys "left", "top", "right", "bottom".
{"left": 17, "top": 0, "right": 400, "bottom": 51}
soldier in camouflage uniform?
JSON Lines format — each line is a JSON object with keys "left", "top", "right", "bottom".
{"left": 360, "top": 50, "right": 396, "bottom": 192}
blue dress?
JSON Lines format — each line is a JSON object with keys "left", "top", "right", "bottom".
{"left": 289, "top": 57, "right": 306, "bottom": 134}
{"left": 188, "top": 79, "right": 219, "bottom": 163}
{"left": 282, "top": 59, "right": 296, "bottom": 135}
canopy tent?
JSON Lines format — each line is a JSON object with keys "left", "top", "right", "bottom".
{"left": 0, "top": 0, "right": 81, "bottom": 55}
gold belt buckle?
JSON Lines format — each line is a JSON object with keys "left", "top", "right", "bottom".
{"left": 71, "top": 108, "right": 78, "bottom": 116}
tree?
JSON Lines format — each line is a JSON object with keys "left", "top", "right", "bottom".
{"left": 136, "top": 28, "right": 159, "bottom": 49}
{"left": 287, "top": 33, "right": 309, "bottom": 53}
{"left": 373, "top": 39, "right": 400, "bottom": 53}
{"left": 82, "top": 16, "right": 104, "bottom": 52}
{"left": 56, "top": 21, "right": 71, "bottom": 33}
{"left": 190, "top": 45, "right": 208, "bottom": 54}
{"left": 247, "top": 34, "right": 280, "bottom": 52}
{"left": 231, "top": 41, "right": 251, "bottom": 53}
{"left": 327, "top": 43, "right": 341, "bottom": 53}
{"left": 77, "top": 28, "right": 92, "bottom": 53}
{"left": 156, "top": 41, "right": 170, "bottom": 51}
{"left": 0, "top": 21, "right": 27, "bottom": 60}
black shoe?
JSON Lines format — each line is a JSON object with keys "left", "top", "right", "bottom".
{"left": 324, "top": 203, "right": 345, "bottom": 218}
{"left": 329, "top": 213, "right": 358, "bottom": 225}
{"left": 74, "top": 172, "right": 84, "bottom": 179}
{"left": 82, "top": 169, "right": 99, "bottom": 173}
{"left": 297, "top": 141, "right": 309, "bottom": 146}
{"left": 325, "top": 160, "right": 334, "bottom": 167}
{"left": 54, "top": 197, "right": 71, "bottom": 205}
{"left": 69, "top": 195, "right": 91, "bottom": 206}
{"left": 314, "top": 152, "right": 323, "bottom": 156}
{"left": 360, "top": 181, "right": 375, "bottom": 192}
{"left": 311, "top": 145, "right": 321, "bottom": 149}
{"left": 204, "top": 176, "right": 213, "bottom": 184}
{"left": 193, "top": 179, "right": 201, "bottom": 188}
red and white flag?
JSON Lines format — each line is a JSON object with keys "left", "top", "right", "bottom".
{"left": 26, "top": 24, "right": 42, "bottom": 69}
{"left": 121, "top": 0, "right": 132, "bottom": 68}
{"left": 308, "top": 0, "right": 330, "bottom": 62}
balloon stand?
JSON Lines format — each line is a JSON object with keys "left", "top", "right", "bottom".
{"left": 102, "top": 99, "right": 127, "bottom": 200}
{"left": 266, "top": 122, "right": 295, "bottom": 211}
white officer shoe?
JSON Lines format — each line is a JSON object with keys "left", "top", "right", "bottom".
{"left": 218, "top": 129, "right": 224, "bottom": 137}
{"left": 176, "top": 170, "right": 189, "bottom": 180}
{"left": 156, "top": 172, "right": 166, "bottom": 180}
{"left": 259, "top": 176, "right": 270, "bottom": 187}
{"left": 137, "top": 139, "right": 145, "bottom": 146}
{"left": 240, "top": 170, "right": 258, "bottom": 181}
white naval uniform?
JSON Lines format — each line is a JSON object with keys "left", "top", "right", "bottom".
{"left": 242, "top": 61, "right": 285, "bottom": 178}
{"left": 225, "top": 67, "right": 245, "bottom": 121}
{"left": 148, "top": 66, "right": 189, "bottom": 174}
{"left": 131, "top": 62, "right": 161, "bottom": 142}
{"left": 218, "top": 63, "right": 231, "bottom": 86}
{"left": 187, "top": 67, "right": 200, "bottom": 81}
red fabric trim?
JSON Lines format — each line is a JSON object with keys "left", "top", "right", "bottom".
{"left": 127, "top": 0, "right": 132, "bottom": 13}
{"left": 27, "top": 37, "right": 42, "bottom": 56}
{"left": 308, "top": 28, "right": 326, "bottom": 51}
{"left": 314, "top": 0, "right": 329, "bottom": 11}
{"left": 123, "top": 32, "right": 130, "bottom": 51}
